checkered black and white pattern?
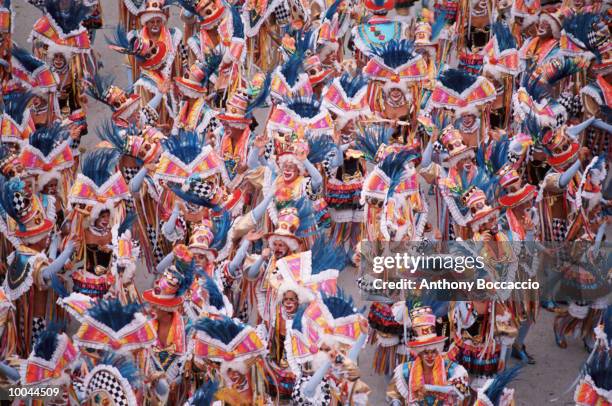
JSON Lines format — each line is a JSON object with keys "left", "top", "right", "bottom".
{"left": 274, "top": 1, "right": 291, "bottom": 25}
{"left": 122, "top": 167, "right": 140, "bottom": 183}
{"left": 264, "top": 140, "right": 274, "bottom": 160}
{"left": 12, "top": 192, "right": 30, "bottom": 217}
{"left": 87, "top": 370, "right": 129, "bottom": 406}
{"left": 189, "top": 179, "right": 215, "bottom": 200}
{"left": 291, "top": 376, "right": 332, "bottom": 406}
{"left": 147, "top": 225, "right": 166, "bottom": 264}
{"left": 32, "top": 317, "right": 46, "bottom": 347}
{"left": 433, "top": 141, "right": 445, "bottom": 154}
{"left": 552, "top": 218, "right": 568, "bottom": 242}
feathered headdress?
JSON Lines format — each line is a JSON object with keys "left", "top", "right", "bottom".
{"left": 74, "top": 299, "right": 156, "bottom": 351}
{"left": 0, "top": 177, "right": 54, "bottom": 243}
{"left": 106, "top": 25, "right": 167, "bottom": 70}
{"left": 361, "top": 150, "right": 419, "bottom": 204}
{"left": 431, "top": 68, "right": 496, "bottom": 116}
{"left": 21, "top": 123, "right": 73, "bottom": 191}
{"left": 86, "top": 73, "right": 142, "bottom": 126}
{"left": 1, "top": 90, "right": 36, "bottom": 144}
{"left": 69, "top": 148, "right": 129, "bottom": 220}
{"left": 268, "top": 94, "right": 334, "bottom": 138}
{"left": 155, "top": 129, "right": 223, "bottom": 185}
{"left": 483, "top": 21, "right": 521, "bottom": 78}
{"left": 365, "top": 39, "right": 427, "bottom": 92}
{"left": 271, "top": 36, "right": 313, "bottom": 101}
{"left": 192, "top": 316, "right": 266, "bottom": 369}
{"left": 560, "top": 12, "right": 608, "bottom": 61}
{"left": 322, "top": 73, "right": 370, "bottom": 125}
{"left": 143, "top": 245, "right": 195, "bottom": 309}
{"left": 21, "top": 322, "right": 79, "bottom": 387}
{"left": 10, "top": 46, "right": 57, "bottom": 94}
{"left": 355, "top": 124, "right": 394, "bottom": 163}
{"left": 307, "top": 134, "right": 337, "bottom": 164}
{"left": 29, "top": 0, "right": 92, "bottom": 55}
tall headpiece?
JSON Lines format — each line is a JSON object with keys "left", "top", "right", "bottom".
{"left": 97, "top": 120, "right": 162, "bottom": 164}
{"left": 74, "top": 299, "right": 156, "bottom": 352}
{"left": 143, "top": 244, "right": 195, "bottom": 310}
{"left": 0, "top": 177, "right": 54, "bottom": 243}
{"left": 29, "top": 0, "right": 92, "bottom": 55}
{"left": 483, "top": 22, "right": 521, "bottom": 79}
{"left": 192, "top": 316, "right": 266, "bottom": 367}
{"left": 138, "top": 0, "right": 168, "bottom": 24}
{"left": 1, "top": 90, "right": 36, "bottom": 144}
{"left": 407, "top": 306, "right": 446, "bottom": 352}
{"left": 365, "top": 40, "right": 427, "bottom": 93}
{"left": 176, "top": 0, "right": 226, "bottom": 29}
{"left": 268, "top": 95, "right": 334, "bottom": 137}
{"left": 322, "top": 73, "right": 370, "bottom": 127}
{"left": 20, "top": 123, "right": 73, "bottom": 191}
{"left": 560, "top": 12, "right": 609, "bottom": 61}
{"left": 21, "top": 324, "right": 79, "bottom": 387}
{"left": 69, "top": 148, "right": 130, "bottom": 220}
{"left": 431, "top": 68, "right": 496, "bottom": 116}
{"left": 106, "top": 25, "right": 168, "bottom": 71}
{"left": 10, "top": 46, "right": 57, "bottom": 95}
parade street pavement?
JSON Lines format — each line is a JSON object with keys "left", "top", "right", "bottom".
{"left": 13, "top": 1, "right": 587, "bottom": 404}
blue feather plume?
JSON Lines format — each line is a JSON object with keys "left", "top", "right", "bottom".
{"left": 438, "top": 68, "right": 478, "bottom": 94}
{"left": 311, "top": 235, "right": 348, "bottom": 274}
{"left": 33, "top": 322, "right": 64, "bottom": 361}
{"left": 203, "top": 51, "right": 223, "bottom": 80}
{"left": 379, "top": 150, "right": 420, "bottom": 196}
{"left": 338, "top": 73, "right": 368, "bottom": 98}
{"left": 193, "top": 316, "right": 247, "bottom": 345}
{"left": 96, "top": 120, "right": 127, "bottom": 151}
{"left": 210, "top": 211, "right": 231, "bottom": 250}
{"left": 106, "top": 25, "right": 142, "bottom": 59}
{"left": 2, "top": 91, "right": 35, "bottom": 124}
{"left": 563, "top": 13, "right": 603, "bottom": 60}
{"left": 324, "top": 0, "right": 342, "bottom": 20}
{"left": 0, "top": 177, "right": 27, "bottom": 221}
{"left": 169, "top": 184, "right": 217, "bottom": 209}
{"left": 431, "top": 11, "right": 447, "bottom": 41}
{"left": 86, "top": 72, "right": 116, "bottom": 103}
{"left": 307, "top": 134, "right": 336, "bottom": 164}
{"left": 174, "top": 258, "right": 196, "bottom": 297}
{"left": 280, "top": 54, "right": 304, "bottom": 87}
{"left": 355, "top": 124, "right": 393, "bottom": 162}
{"left": 544, "top": 57, "right": 588, "bottom": 85}
{"left": 485, "top": 364, "right": 522, "bottom": 405}
{"left": 291, "top": 304, "right": 308, "bottom": 332}
{"left": 370, "top": 40, "right": 418, "bottom": 69}
{"left": 11, "top": 46, "right": 44, "bottom": 74}
{"left": 190, "top": 380, "right": 220, "bottom": 406}
{"left": 203, "top": 274, "right": 225, "bottom": 311}
{"left": 29, "top": 123, "right": 70, "bottom": 157}
{"left": 294, "top": 197, "right": 319, "bottom": 238}
{"left": 80, "top": 148, "right": 120, "bottom": 187}
{"left": 491, "top": 21, "right": 516, "bottom": 51}
{"left": 283, "top": 95, "right": 323, "bottom": 119}
{"left": 162, "top": 129, "right": 207, "bottom": 165}
{"left": 321, "top": 289, "right": 365, "bottom": 318}
{"left": 87, "top": 299, "right": 143, "bottom": 332}
{"left": 44, "top": 0, "right": 93, "bottom": 34}
{"left": 118, "top": 211, "right": 137, "bottom": 236}
{"left": 230, "top": 6, "right": 244, "bottom": 38}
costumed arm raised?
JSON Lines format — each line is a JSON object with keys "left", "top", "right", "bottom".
{"left": 161, "top": 203, "right": 181, "bottom": 237}
{"left": 559, "top": 159, "right": 582, "bottom": 188}
{"left": 155, "top": 252, "right": 174, "bottom": 274}
{"left": 129, "top": 166, "right": 149, "bottom": 193}
{"left": 228, "top": 238, "right": 251, "bottom": 277}
{"left": 0, "top": 361, "right": 19, "bottom": 383}
{"left": 304, "top": 159, "right": 323, "bottom": 191}
{"left": 566, "top": 117, "right": 596, "bottom": 138}
{"left": 303, "top": 359, "right": 332, "bottom": 398}
{"left": 42, "top": 241, "right": 75, "bottom": 282}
